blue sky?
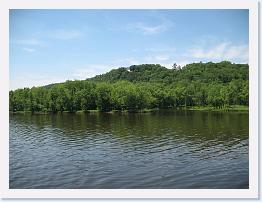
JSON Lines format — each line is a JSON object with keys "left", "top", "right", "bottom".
{"left": 9, "top": 9, "right": 248, "bottom": 90}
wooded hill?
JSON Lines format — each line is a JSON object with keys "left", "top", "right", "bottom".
{"left": 9, "top": 61, "right": 248, "bottom": 112}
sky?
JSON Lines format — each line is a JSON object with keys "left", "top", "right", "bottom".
{"left": 9, "top": 9, "right": 248, "bottom": 90}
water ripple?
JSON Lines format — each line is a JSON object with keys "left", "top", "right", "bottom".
{"left": 9, "top": 111, "right": 248, "bottom": 189}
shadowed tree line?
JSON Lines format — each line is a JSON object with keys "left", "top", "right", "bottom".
{"left": 9, "top": 61, "right": 248, "bottom": 112}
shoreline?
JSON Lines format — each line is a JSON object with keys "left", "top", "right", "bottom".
{"left": 9, "top": 105, "right": 249, "bottom": 115}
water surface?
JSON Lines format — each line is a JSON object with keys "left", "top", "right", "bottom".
{"left": 9, "top": 110, "right": 249, "bottom": 189}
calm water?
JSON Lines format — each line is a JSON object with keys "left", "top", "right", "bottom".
{"left": 9, "top": 110, "right": 249, "bottom": 189}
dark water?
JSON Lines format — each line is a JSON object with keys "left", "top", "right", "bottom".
{"left": 9, "top": 110, "right": 249, "bottom": 189}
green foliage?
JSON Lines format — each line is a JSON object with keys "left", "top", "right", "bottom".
{"left": 207, "top": 84, "right": 224, "bottom": 108}
{"left": 9, "top": 61, "right": 249, "bottom": 112}
{"left": 96, "top": 83, "right": 113, "bottom": 112}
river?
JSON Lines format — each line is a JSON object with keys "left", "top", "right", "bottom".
{"left": 9, "top": 110, "right": 249, "bottom": 189}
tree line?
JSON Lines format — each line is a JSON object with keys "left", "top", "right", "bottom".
{"left": 9, "top": 61, "right": 248, "bottom": 112}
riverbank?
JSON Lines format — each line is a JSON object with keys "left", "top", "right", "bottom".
{"left": 9, "top": 105, "right": 248, "bottom": 115}
{"left": 9, "top": 109, "right": 158, "bottom": 115}
{"left": 186, "top": 105, "right": 248, "bottom": 112}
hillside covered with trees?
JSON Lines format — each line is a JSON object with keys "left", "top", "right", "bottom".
{"left": 9, "top": 61, "right": 248, "bottom": 112}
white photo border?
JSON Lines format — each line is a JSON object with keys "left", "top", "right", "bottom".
{"left": 0, "top": 0, "right": 259, "bottom": 199}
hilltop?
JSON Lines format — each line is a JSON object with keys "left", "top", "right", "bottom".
{"left": 90, "top": 62, "right": 248, "bottom": 84}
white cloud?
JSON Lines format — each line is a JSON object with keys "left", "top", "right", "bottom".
{"left": 188, "top": 42, "right": 248, "bottom": 63}
{"left": 136, "top": 23, "right": 165, "bottom": 35}
{"left": 155, "top": 55, "right": 169, "bottom": 61}
{"left": 22, "top": 47, "right": 36, "bottom": 52}
{"left": 73, "top": 69, "right": 99, "bottom": 80}
{"left": 11, "top": 29, "right": 83, "bottom": 49}
{"left": 143, "top": 46, "right": 176, "bottom": 64}
{"left": 144, "top": 55, "right": 171, "bottom": 64}
{"left": 128, "top": 18, "right": 173, "bottom": 35}
{"left": 49, "top": 29, "right": 83, "bottom": 40}
{"left": 11, "top": 38, "right": 44, "bottom": 46}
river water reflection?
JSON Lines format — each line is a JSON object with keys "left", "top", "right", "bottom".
{"left": 9, "top": 110, "right": 249, "bottom": 189}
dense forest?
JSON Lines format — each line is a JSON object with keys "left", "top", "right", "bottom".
{"left": 9, "top": 61, "right": 249, "bottom": 112}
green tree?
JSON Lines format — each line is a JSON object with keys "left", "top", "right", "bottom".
{"left": 96, "top": 83, "right": 113, "bottom": 112}
{"left": 207, "top": 84, "right": 224, "bottom": 108}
